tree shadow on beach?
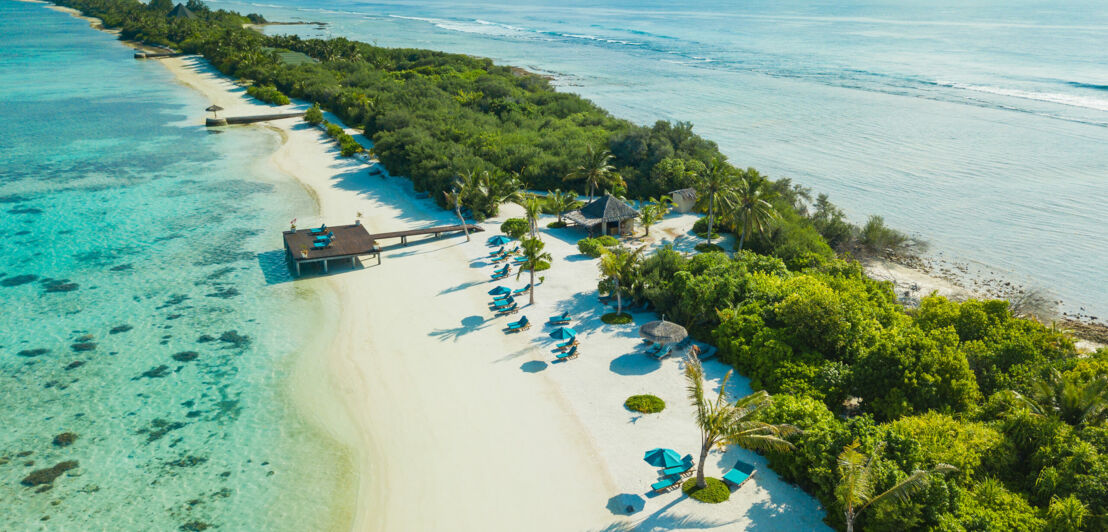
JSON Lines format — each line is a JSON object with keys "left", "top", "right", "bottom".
{"left": 593, "top": 493, "right": 735, "bottom": 531}
{"left": 609, "top": 352, "right": 661, "bottom": 376}
{"left": 439, "top": 279, "right": 485, "bottom": 295}
{"left": 428, "top": 314, "right": 490, "bottom": 342}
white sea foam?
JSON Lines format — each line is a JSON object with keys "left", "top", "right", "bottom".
{"left": 937, "top": 80, "right": 1108, "bottom": 112}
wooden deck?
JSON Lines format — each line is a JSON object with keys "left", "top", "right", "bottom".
{"left": 206, "top": 112, "right": 306, "bottom": 127}
{"left": 283, "top": 224, "right": 379, "bottom": 276}
{"left": 370, "top": 223, "right": 484, "bottom": 245}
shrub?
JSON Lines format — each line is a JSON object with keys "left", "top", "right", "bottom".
{"left": 695, "top": 243, "right": 724, "bottom": 253}
{"left": 624, "top": 394, "right": 665, "bottom": 413}
{"left": 577, "top": 238, "right": 606, "bottom": 258}
{"left": 682, "top": 477, "right": 730, "bottom": 503}
{"left": 246, "top": 84, "right": 290, "bottom": 105}
{"left": 601, "top": 312, "right": 633, "bottom": 324}
{"left": 324, "top": 122, "right": 344, "bottom": 138}
{"left": 860, "top": 215, "right": 909, "bottom": 254}
{"left": 595, "top": 235, "right": 619, "bottom": 247}
{"left": 546, "top": 220, "right": 567, "bottom": 229}
{"left": 693, "top": 216, "right": 729, "bottom": 235}
{"left": 500, "top": 218, "right": 529, "bottom": 239}
{"left": 304, "top": 103, "right": 323, "bottom": 125}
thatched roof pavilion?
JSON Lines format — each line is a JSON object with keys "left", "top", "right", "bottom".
{"left": 639, "top": 319, "right": 688, "bottom": 345}
{"left": 167, "top": 3, "right": 196, "bottom": 19}
{"left": 564, "top": 194, "right": 638, "bottom": 236}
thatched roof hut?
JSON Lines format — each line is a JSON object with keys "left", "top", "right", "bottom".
{"left": 167, "top": 3, "right": 196, "bottom": 19}
{"left": 639, "top": 319, "right": 688, "bottom": 345}
{"left": 564, "top": 194, "right": 638, "bottom": 236}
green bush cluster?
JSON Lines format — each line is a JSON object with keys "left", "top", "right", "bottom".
{"left": 594, "top": 235, "right": 619, "bottom": 247}
{"left": 245, "top": 84, "right": 290, "bottom": 105}
{"left": 576, "top": 238, "right": 607, "bottom": 258}
{"left": 694, "top": 242, "right": 723, "bottom": 253}
{"left": 601, "top": 312, "right": 633, "bottom": 325}
{"left": 546, "top": 220, "right": 567, "bottom": 229}
{"left": 321, "top": 121, "right": 362, "bottom": 157}
{"left": 499, "top": 218, "right": 529, "bottom": 239}
{"left": 681, "top": 477, "right": 730, "bottom": 503}
{"left": 624, "top": 394, "right": 665, "bottom": 413}
{"left": 303, "top": 103, "right": 323, "bottom": 125}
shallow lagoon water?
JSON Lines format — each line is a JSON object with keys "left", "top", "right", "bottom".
{"left": 0, "top": 2, "right": 349, "bottom": 529}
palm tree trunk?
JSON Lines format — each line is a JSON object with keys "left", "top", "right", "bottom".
{"left": 696, "top": 440, "right": 710, "bottom": 489}
{"left": 615, "top": 279, "right": 622, "bottom": 315}
{"left": 529, "top": 267, "right": 535, "bottom": 305}
{"left": 738, "top": 227, "right": 746, "bottom": 251}
{"left": 707, "top": 192, "right": 714, "bottom": 246}
{"left": 845, "top": 510, "right": 855, "bottom": 532}
{"left": 456, "top": 204, "right": 470, "bottom": 242}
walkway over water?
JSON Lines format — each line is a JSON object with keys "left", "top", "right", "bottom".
{"left": 206, "top": 112, "right": 305, "bottom": 127}
{"left": 283, "top": 222, "right": 483, "bottom": 276}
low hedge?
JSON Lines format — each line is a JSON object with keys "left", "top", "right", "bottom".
{"left": 577, "top": 238, "right": 607, "bottom": 258}
{"left": 595, "top": 235, "right": 619, "bottom": 247}
{"left": 682, "top": 477, "right": 730, "bottom": 503}
{"left": 624, "top": 394, "right": 665, "bottom": 413}
{"left": 547, "top": 221, "right": 567, "bottom": 229}
{"left": 601, "top": 312, "right": 633, "bottom": 324}
{"left": 695, "top": 243, "right": 724, "bottom": 253}
{"left": 246, "top": 84, "right": 290, "bottom": 105}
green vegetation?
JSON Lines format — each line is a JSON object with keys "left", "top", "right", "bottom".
{"left": 576, "top": 237, "right": 607, "bottom": 258}
{"left": 601, "top": 312, "right": 633, "bottom": 325}
{"left": 543, "top": 189, "right": 579, "bottom": 224}
{"left": 681, "top": 477, "right": 730, "bottom": 503}
{"left": 594, "top": 235, "right": 619, "bottom": 247}
{"left": 835, "top": 441, "right": 956, "bottom": 532}
{"left": 500, "top": 218, "right": 529, "bottom": 239}
{"left": 245, "top": 84, "right": 289, "bottom": 105}
{"left": 321, "top": 121, "right": 362, "bottom": 156}
{"left": 685, "top": 353, "right": 798, "bottom": 489}
{"left": 694, "top": 243, "right": 723, "bottom": 253}
{"left": 546, "top": 220, "right": 567, "bottom": 229}
{"left": 598, "top": 246, "right": 644, "bottom": 315}
{"left": 514, "top": 237, "right": 551, "bottom": 304}
{"left": 625, "top": 394, "right": 665, "bottom": 413}
{"left": 303, "top": 102, "right": 323, "bottom": 125}
{"left": 638, "top": 196, "right": 670, "bottom": 236}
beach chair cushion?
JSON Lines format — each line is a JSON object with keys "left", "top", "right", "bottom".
{"left": 312, "top": 241, "right": 328, "bottom": 248}
{"left": 661, "top": 463, "right": 693, "bottom": 477}
{"left": 310, "top": 224, "right": 326, "bottom": 234}
{"left": 652, "top": 345, "right": 672, "bottom": 360}
{"left": 556, "top": 346, "right": 578, "bottom": 360}
{"left": 512, "top": 286, "right": 530, "bottom": 295}
{"left": 723, "top": 461, "right": 757, "bottom": 487}
{"left": 651, "top": 475, "right": 680, "bottom": 493}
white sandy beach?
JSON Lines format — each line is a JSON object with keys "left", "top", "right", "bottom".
{"left": 153, "top": 54, "right": 833, "bottom": 531}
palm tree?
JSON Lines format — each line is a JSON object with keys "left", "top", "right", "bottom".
{"left": 836, "top": 441, "right": 957, "bottom": 532}
{"left": 684, "top": 351, "right": 799, "bottom": 489}
{"left": 598, "top": 246, "right": 644, "bottom": 316}
{"left": 565, "top": 144, "right": 615, "bottom": 201}
{"left": 517, "top": 194, "right": 544, "bottom": 239}
{"left": 694, "top": 158, "right": 737, "bottom": 246}
{"left": 515, "top": 237, "right": 551, "bottom": 305}
{"left": 729, "top": 174, "right": 779, "bottom": 252}
{"left": 1006, "top": 369, "right": 1108, "bottom": 426}
{"left": 545, "top": 189, "right": 578, "bottom": 224}
{"left": 638, "top": 196, "right": 671, "bottom": 237}
{"left": 477, "top": 170, "right": 523, "bottom": 216}
{"left": 443, "top": 185, "right": 470, "bottom": 242}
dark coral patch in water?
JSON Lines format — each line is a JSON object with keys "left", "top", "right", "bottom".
{"left": 171, "top": 351, "right": 199, "bottom": 362}
{"left": 109, "top": 324, "right": 133, "bottom": 334}
{"left": 135, "top": 365, "right": 170, "bottom": 379}
{"left": 167, "top": 455, "right": 207, "bottom": 468}
{"left": 138, "top": 419, "right": 186, "bottom": 443}
{"left": 65, "top": 361, "right": 85, "bottom": 370}
{"left": 205, "top": 286, "right": 240, "bottom": 299}
{"left": 21, "top": 460, "right": 78, "bottom": 487}
{"left": 8, "top": 206, "right": 44, "bottom": 215}
{"left": 52, "top": 433, "right": 77, "bottom": 447}
{"left": 109, "top": 264, "right": 133, "bottom": 272}
{"left": 70, "top": 343, "right": 96, "bottom": 352}
{"left": 218, "top": 330, "right": 250, "bottom": 348}
{"left": 196, "top": 334, "right": 216, "bottom": 343}
{"left": 75, "top": 334, "right": 94, "bottom": 342}
{"left": 2, "top": 274, "right": 38, "bottom": 287}
{"left": 180, "top": 521, "right": 212, "bottom": 531}
{"left": 42, "top": 279, "right": 79, "bottom": 293}
{"left": 17, "top": 348, "right": 50, "bottom": 357}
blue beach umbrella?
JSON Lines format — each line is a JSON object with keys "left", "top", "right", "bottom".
{"left": 643, "top": 448, "right": 683, "bottom": 468}
{"left": 488, "top": 235, "right": 511, "bottom": 246}
{"left": 549, "top": 327, "right": 577, "bottom": 340}
{"left": 488, "top": 286, "right": 511, "bottom": 296}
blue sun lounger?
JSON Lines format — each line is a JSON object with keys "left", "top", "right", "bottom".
{"left": 312, "top": 240, "right": 331, "bottom": 249}
{"left": 644, "top": 343, "right": 662, "bottom": 356}
{"left": 651, "top": 474, "right": 682, "bottom": 493}
{"left": 310, "top": 224, "right": 327, "bottom": 235}
{"left": 651, "top": 345, "right": 673, "bottom": 360}
{"left": 555, "top": 338, "right": 578, "bottom": 351}
{"left": 496, "top": 303, "right": 519, "bottom": 316}
{"left": 511, "top": 286, "right": 530, "bottom": 295}
{"left": 548, "top": 312, "right": 571, "bottom": 325}
{"left": 488, "top": 246, "right": 505, "bottom": 257}
{"left": 505, "top": 316, "right": 530, "bottom": 333}
{"left": 491, "top": 271, "right": 509, "bottom": 280}
{"left": 493, "top": 293, "right": 513, "bottom": 302}
{"left": 722, "top": 460, "right": 757, "bottom": 489}
{"left": 491, "top": 297, "right": 515, "bottom": 310}
{"left": 314, "top": 232, "right": 333, "bottom": 242}
{"left": 512, "top": 256, "right": 528, "bottom": 264}
{"left": 555, "top": 345, "right": 578, "bottom": 360}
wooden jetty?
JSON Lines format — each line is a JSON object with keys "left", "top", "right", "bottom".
{"left": 370, "top": 223, "right": 484, "bottom": 246}
{"left": 283, "top": 224, "right": 379, "bottom": 277}
{"left": 283, "top": 222, "right": 482, "bottom": 276}
{"left": 134, "top": 51, "right": 184, "bottom": 59}
{"left": 207, "top": 112, "right": 306, "bottom": 127}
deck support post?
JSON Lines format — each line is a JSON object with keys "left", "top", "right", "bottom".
{"left": 323, "top": 259, "right": 329, "bottom": 273}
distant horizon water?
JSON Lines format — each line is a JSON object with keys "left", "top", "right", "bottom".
{"left": 214, "top": 0, "right": 1107, "bottom": 317}
{"left": 0, "top": 2, "right": 349, "bottom": 528}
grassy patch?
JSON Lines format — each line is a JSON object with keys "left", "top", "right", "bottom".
{"left": 694, "top": 243, "right": 724, "bottom": 253}
{"left": 682, "top": 477, "right": 730, "bottom": 503}
{"left": 624, "top": 394, "right": 665, "bottom": 413}
{"left": 601, "top": 312, "right": 633, "bottom": 324}
{"left": 546, "top": 220, "right": 567, "bottom": 229}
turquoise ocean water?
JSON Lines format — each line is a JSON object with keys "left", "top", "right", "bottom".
{"left": 0, "top": 2, "right": 349, "bottom": 529}
{"left": 214, "top": 0, "right": 1108, "bottom": 316}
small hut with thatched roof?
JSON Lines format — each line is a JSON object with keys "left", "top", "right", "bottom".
{"left": 167, "top": 3, "right": 196, "bottom": 19}
{"left": 564, "top": 194, "right": 638, "bottom": 236}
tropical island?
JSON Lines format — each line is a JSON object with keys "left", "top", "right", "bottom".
{"left": 33, "top": 0, "right": 1108, "bottom": 531}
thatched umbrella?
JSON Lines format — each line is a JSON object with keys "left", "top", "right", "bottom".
{"left": 639, "top": 317, "right": 687, "bottom": 345}
{"left": 206, "top": 104, "right": 224, "bottom": 118}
